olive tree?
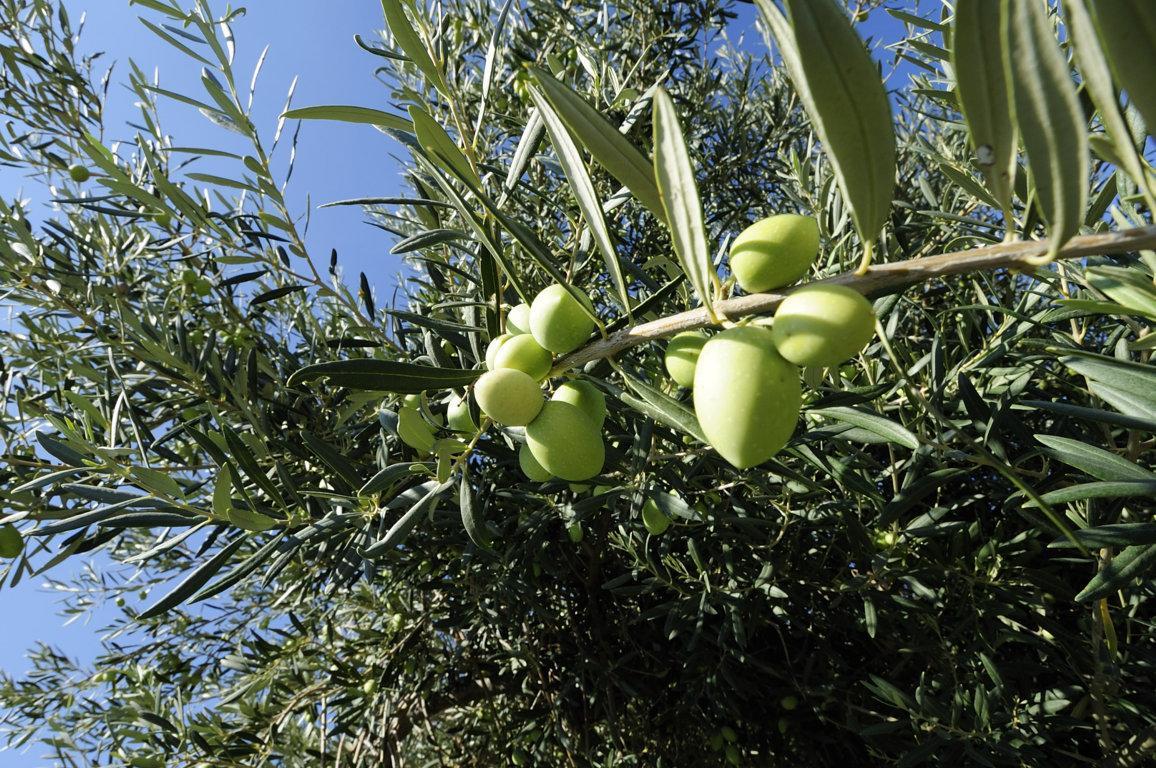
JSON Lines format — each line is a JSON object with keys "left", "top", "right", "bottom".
{"left": 2, "top": 0, "right": 1155, "bottom": 765}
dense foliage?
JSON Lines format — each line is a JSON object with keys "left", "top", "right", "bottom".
{"left": 1, "top": 0, "right": 1154, "bottom": 765}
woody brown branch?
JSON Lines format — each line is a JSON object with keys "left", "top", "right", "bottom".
{"left": 552, "top": 225, "right": 1156, "bottom": 374}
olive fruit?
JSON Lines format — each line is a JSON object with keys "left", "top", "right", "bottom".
{"left": 694, "top": 325, "right": 801, "bottom": 469}
{"left": 474, "top": 368, "right": 544, "bottom": 426}
{"left": 729, "top": 213, "right": 820, "bottom": 292}
{"left": 518, "top": 442, "right": 553, "bottom": 482}
{"left": 664, "top": 331, "right": 707, "bottom": 388}
{"left": 567, "top": 522, "right": 584, "bottom": 543}
{"left": 67, "top": 164, "right": 91, "bottom": 183}
{"left": 641, "top": 499, "right": 671, "bottom": 535}
{"left": 492, "top": 333, "right": 552, "bottom": 380}
{"left": 0, "top": 524, "right": 23, "bottom": 559}
{"left": 525, "top": 401, "right": 605, "bottom": 481}
{"left": 397, "top": 405, "right": 436, "bottom": 453}
{"left": 771, "top": 284, "right": 875, "bottom": 367}
{"left": 506, "top": 302, "right": 531, "bottom": 335}
{"left": 780, "top": 695, "right": 799, "bottom": 711}
{"left": 446, "top": 394, "right": 477, "bottom": 433}
{"left": 529, "top": 284, "right": 595, "bottom": 354}
{"left": 551, "top": 380, "right": 606, "bottom": 426}
{"left": 485, "top": 334, "right": 512, "bottom": 370}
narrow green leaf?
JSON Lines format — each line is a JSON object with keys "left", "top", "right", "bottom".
{"left": 1002, "top": 1, "right": 1088, "bottom": 262}
{"left": 1035, "top": 434, "right": 1156, "bottom": 482}
{"left": 1089, "top": 2, "right": 1156, "bottom": 151}
{"left": 212, "top": 465, "right": 233, "bottom": 519}
{"left": 363, "top": 480, "right": 452, "bottom": 557}
{"left": 1061, "top": 353, "right": 1156, "bottom": 425}
{"left": 950, "top": 0, "right": 1016, "bottom": 221}
{"left": 138, "top": 535, "right": 246, "bottom": 619}
{"left": 281, "top": 105, "right": 412, "bottom": 132}
{"left": 1085, "top": 265, "right": 1156, "bottom": 321}
{"left": 758, "top": 0, "right": 896, "bottom": 256}
{"left": 529, "top": 87, "right": 631, "bottom": 314}
{"left": 1076, "top": 544, "right": 1156, "bottom": 602}
{"left": 1051, "top": 521, "right": 1156, "bottom": 549}
{"left": 652, "top": 88, "right": 718, "bottom": 322}
{"left": 813, "top": 407, "right": 920, "bottom": 449}
{"left": 380, "top": 0, "right": 449, "bottom": 96}
{"left": 459, "top": 472, "right": 491, "bottom": 549}
{"left": 529, "top": 67, "right": 663, "bottom": 216}
{"left": 288, "top": 359, "right": 482, "bottom": 393}
{"left": 617, "top": 374, "right": 707, "bottom": 444}
{"left": 359, "top": 462, "right": 430, "bottom": 496}
{"left": 408, "top": 106, "right": 481, "bottom": 189}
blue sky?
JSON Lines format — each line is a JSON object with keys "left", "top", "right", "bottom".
{"left": 1, "top": 1, "right": 920, "bottom": 762}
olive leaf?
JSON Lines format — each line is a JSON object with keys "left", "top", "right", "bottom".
{"left": 1076, "top": 544, "right": 1156, "bottom": 602}
{"left": 279, "top": 105, "right": 412, "bottom": 132}
{"left": 756, "top": 0, "right": 896, "bottom": 271}
{"left": 1002, "top": 1, "right": 1088, "bottom": 264}
{"left": 1089, "top": 1, "right": 1156, "bottom": 149}
{"left": 409, "top": 106, "right": 482, "bottom": 189}
{"left": 380, "top": 0, "right": 449, "bottom": 97}
{"left": 652, "top": 87, "right": 719, "bottom": 323}
{"left": 529, "top": 67, "right": 664, "bottom": 216}
{"left": 950, "top": 0, "right": 1016, "bottom": 232}
{"left": 288, "top": 359, "right": 482, "bottom": 393}
{"left": 1064, "top": 0, "right": 1155, "bottom": 210}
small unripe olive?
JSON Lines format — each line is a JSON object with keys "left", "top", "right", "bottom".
{"left": 729, "top": 213, "right": 820, "bottom": 292}
{"left": 474, "top": 368, "right": 544, "bottom": 426}
{"left": 567, "top": 522, "right": 584, "bottom": 542}
{"left": 518, "top": 442, "right": 553, "bottom": 481}
{"left": 664, "top": 331, "right": 707, "bottom": 388}
{"left": 485, "top": 334, "right": 512, "bottom": 370}
{"left": 446, "top": 394, "right": 477, "bottom": 433}
{"left": 529, "top": 284, "right": 595, "bottom": 354}
{"left": 525, "top": 401, "right": 605, "bottom": 481}
{"left": 492, "top": 333, "right": 552, "bottom": 380}
{"left": 725, "top": 745, "right": 741, "bottom": 766}
{"left": 771, "top": 284, "right": 875, "bottom": 367}
{"left": 506, "top": 302, "right": 531, "bottom": 335}
{"left": 397, "top": 406, "right": 436, "bottom": 453}
{"left": 0, "top": 524, "right": 23, "bottom": 559}
{"left": 694, "top": 326, "right": 801, "bottom": 469}
{"left": 721, "top": 726, "right": 738, "bottom": 743}
{"left": 641, "top": 499, "right": 671, "bottom": 535}
{"left": 780, "top": 694, "right": 799, "bottom": 711}
{"left": 68, "top": 164, "right": 91, "bottom": 183}
{"left": 551, "top": 380, "right": 606, "bottom": 426}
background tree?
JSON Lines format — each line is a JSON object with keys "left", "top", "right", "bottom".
{"left": 2, "top": 0, "right": 1155, "bottom": 765}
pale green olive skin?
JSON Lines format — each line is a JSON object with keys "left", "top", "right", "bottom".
{"left": 519, "top": 442, "right": 553, "bottom": 481}
{"left": 529, "top": 284, "right": 595, "bottom": 354}
{"left": 525, "top": 401, "right": 605, "bottom": 481}
{"left": 664, "top": 331, "right": 707, "bottom": 388}
{"left": 641, "top": 499, "right": 671, "bottom": 535}
{"left": 492, "top": 333, "right": 552, "bottom": 380}
{"left": 693, "top": 326, "right": 801, "bottom": 469}
{"left": 474, "top": 369, "right": 544, "bottom": 426}
{"left": 446, "top": 394, "right": 477, "bottom": 433}
{"left": 729, "top": 214, "right": 820, "bottom": 292}
{"left": 771, "top": 284, "right": 875, "bottom": 367}
{"left": 68, "top": 164, "right": 91, "bottom": 183}
{"left": 506, "top": 303, "right": 531, "bottom": 335}
{"left": 551, "top": 380, "right": 606, "bottom": 426}
{"left": 397, "top": 406, "right": 437, "bottom": 453}
{"left": 485, "top": 334, "right": 512, "bottom": 370}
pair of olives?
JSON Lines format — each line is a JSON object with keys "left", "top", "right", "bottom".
{"left": 473, "top": 285, "right": 605, "bottom": 482}
{"left": 663, "top": 214, "right": 876, "bottom": 469}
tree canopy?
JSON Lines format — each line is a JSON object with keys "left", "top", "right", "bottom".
{"left": 1, "top": 0, "right": 1155, "bottom": 765}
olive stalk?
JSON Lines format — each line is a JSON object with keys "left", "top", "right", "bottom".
{"left": 552, "top": 225, "right": 1156, "bottom": 374}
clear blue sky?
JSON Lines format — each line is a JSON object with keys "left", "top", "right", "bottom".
{"left": 1, "top": 1, "right": 918, "bottom": 763}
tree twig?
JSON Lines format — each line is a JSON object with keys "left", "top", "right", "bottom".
{"left": 552, "top": 225, "right": 1156, "bottom": 374}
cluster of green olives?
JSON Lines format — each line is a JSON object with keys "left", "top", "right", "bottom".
{"left": 664, "top": 214, "right": 876, "bottom": 469}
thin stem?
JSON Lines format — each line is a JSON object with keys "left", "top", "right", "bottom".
{"left": 550, "top": 224, "right": 1156, "bottom": 375}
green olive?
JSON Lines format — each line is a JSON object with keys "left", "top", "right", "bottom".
{"left": 567, "top": 522, "right": 584, "bottom": 543}
{"left": 506, "top": 302, "right": 531, "bottom": 335}
{"left": 729, "top": 213, "right": 820, "bottom": 292}
{"left": 474, "top": 368, "right": 544, "bottom": 426}
{"left": 518, "top": 442, "right": 553, "bottom": 481}
{"left": 641, "top": 499, "right": 671, "bottom": 535}
{"left": 525, "top": 401, "right": 605, "bottom": 481}
{"left": 551, "top": 380, "right": 606, "bottom": 426}
{"left": 0, "top": 524, "right": 23, "bottom": 559}
{"left": 485, "top": 334, "right": 512, "bottom": 370}
{"left": 780, "top": 694, "right": 799, "bottom": 711}
{"left": 771, "top": 284, "right": 875, "bottom": 367}
{"left": 694, "top": 326, "right": 801, "bottom": 468}
{"left": 529, "top": 284, "right": 596, "bottom": 354}
{"left": 492, "top": 333, "right": 553, "bottom": 380}
{"left": 725, "top": 745, "right": 741, "bottom": 766}
{"left": 721, "top": 726, "right": 738, "bottom": 743}
{"left": 67, "top": 164, "right": 91, "bottom": 183}
{"left": 446, "top": 394, "right": 477, "bottom": 433}
{"left": 397, "top": 406, "right": 436, "bottom": 453}
{"left": 664, "top": 331, "right": 707, "bottom": 388}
